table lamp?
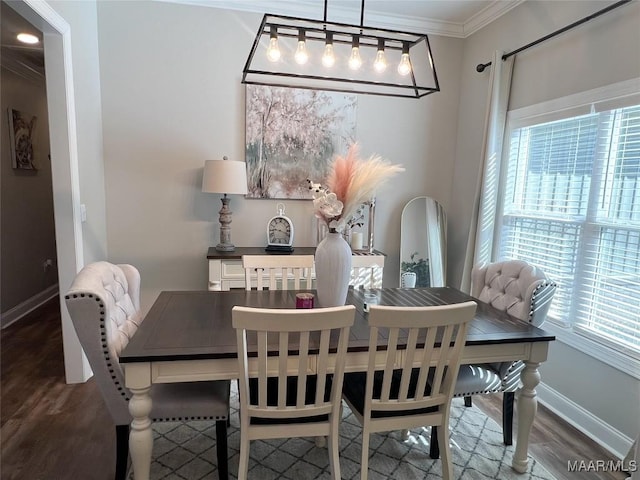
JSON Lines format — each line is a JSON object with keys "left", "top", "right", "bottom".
{"left": 202, "top": 156, "right": 248, "bottom": 252}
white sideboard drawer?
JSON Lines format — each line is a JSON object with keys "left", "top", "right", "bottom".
{"left": 221, "top": 260, "right": 244, "bottom": 279}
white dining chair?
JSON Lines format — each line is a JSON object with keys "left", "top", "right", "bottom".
{"left": 350, "top": 252, "right": 385, "bottom": 288}
{"left": 232, "top": 305, "right": 355, "bottom": 480}
{"left": 342, "top": 301, "right": 477, "bottom": 480}
{"left": 242, "top": 254, "right": 314, "bottom": 290}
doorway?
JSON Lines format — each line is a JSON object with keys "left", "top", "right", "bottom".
{"left": 3, "top": 0, "right": 88, "bottom": 384}
{"left": 1, "top": 1, "right": 58, "bottom": 327}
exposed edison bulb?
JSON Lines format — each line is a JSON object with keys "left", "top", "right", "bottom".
{"left": 349, "top": 47, "right": 362, "bottom": 70}
{"left": 294, "top": 30, "right": 308, "bottom": 65}
{"left": 397, "top": 53, "right": 411, "bottom": 75}
{"left": 266, "top": 27, "right": 280, "bottom": 62}
{"left": 322, "top": 33, "right": 335, "bottom": 67}
{"left": 349, "top": 35, "right": 362, "bottom": 70}
{"left": 266, "top": 37, "right": 281, "bottom": 62}
{"left": 374, "top": 50, "right": 387, "bottom": 72}
{"left": 322, "top": 43, "right": 335, "bottom": 67}
{"left": 295, "top": 41, "right": 309, "bottom": 64}
{"left": 398, "top": 43, "right": 412, "bottom": 76}
{"left": 373, "top": 39, "right": 386, "bottom": 73}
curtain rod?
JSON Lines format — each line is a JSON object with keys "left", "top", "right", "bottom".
{"left": 476, "top": 0, "right": 632, "bottom": 73}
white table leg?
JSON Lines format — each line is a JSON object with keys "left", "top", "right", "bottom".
{"left": 125, "top": 363, "right": 153, "bottom": 480}
{"left": 129, "top": 385, "right": 153, "bottom": 479}
{"left": 512, "top": 359, "right": 540, "bottom": 473}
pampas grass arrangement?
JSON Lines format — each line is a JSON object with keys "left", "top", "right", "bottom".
{"left": 308, "top": 144, "right": 404, "bottom": 231}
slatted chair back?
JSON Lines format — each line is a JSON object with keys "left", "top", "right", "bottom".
{"left": 350, "top": 253, "right": 385, "bottom": 288}
{"left": 342, "top": 301, "right": 476, "bottom": 480}
{"left": 242, "top": 255, "right": 314, "bottom": 291}
{"left": 364, "top": 302, "right": 476, "bottom": 429}
{"left": 232, "top": 305, "right": 355, "bottom": 480}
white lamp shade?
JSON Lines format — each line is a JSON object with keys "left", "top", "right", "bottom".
{"left": 202, "top": 159, "right": 248, "bottom": 195}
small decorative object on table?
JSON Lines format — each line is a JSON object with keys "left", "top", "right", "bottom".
{"left": 295, "top": 292, "right": 314, "bottom": 309}
{"left": 363, "top": 292, "right": 379, "bottom": 312}
{"left": 266, "top": 202, "right": 294, "bottom": 252}
{"left": 308, "top": 143, "right": 404, "bottom": 307}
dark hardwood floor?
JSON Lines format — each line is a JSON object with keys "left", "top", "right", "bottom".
{"left": 473, "top": 396, "right": 627, "bottom": 480}
{"left": 0, "top": 297, "right": 629, "bottom": 479}
{"left": 1, "top": 297, "right": 115, "bottom": 480}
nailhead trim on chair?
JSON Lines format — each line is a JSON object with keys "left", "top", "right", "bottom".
{"left": 454, "top": 388, "right": 502, "bottom": 397}
{"left": 501, "top": 279, "right": 557, "bottom": 392}
{"left": 152, "top": 415, "right": 227, "bottom": 421}
{"left": 64, "top": 292, "right": 131, "bottom": 402}
{"left": 529, "top": 280, "right": 558, "bottom": 321}
{"left": 98, "top": 294, "right": 130, "bottom": 401}
{"left": 65, "top": 291, "right": 227, "bottom": 422}
{"left": 453, "top": 273, "right": 558, "bottom": 399}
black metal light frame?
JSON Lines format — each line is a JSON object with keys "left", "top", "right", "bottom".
{"left": 242, "top": 1, "right": 440, "bottom": 99}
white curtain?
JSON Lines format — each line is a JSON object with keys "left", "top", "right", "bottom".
{"left": 460, "top": 51, "right": 514, "bottom": 293}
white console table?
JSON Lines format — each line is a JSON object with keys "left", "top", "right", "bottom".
{"left": 207, "top": 247, "right": 385, "bottom": 291}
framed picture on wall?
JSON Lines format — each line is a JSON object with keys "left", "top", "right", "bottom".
{"left": 245, "top": 85, "right": 357, "bottom": 199}
{"left": 8, "top": 108, "right": 37, "bottom": 170}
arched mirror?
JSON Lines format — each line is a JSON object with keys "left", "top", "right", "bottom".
{"left": 399, "top": 196, "right": 447, "bottom": 287}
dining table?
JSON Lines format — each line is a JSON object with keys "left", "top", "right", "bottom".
{"left": 120, "top": 287, "right": 555, "bottom": 480}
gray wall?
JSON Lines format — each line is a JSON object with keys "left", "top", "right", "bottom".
{"left": 95, "top": 0, "right": 464, "bottom": 310}
{"left": 0, "top": 66, "right": 57, "bottom": 315}
{"left": 450, "top": 0, "right": 640, "bottom": 452}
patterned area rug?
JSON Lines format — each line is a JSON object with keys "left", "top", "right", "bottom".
{"left": 132, "top": 384, "right": 556, "bottom": 480}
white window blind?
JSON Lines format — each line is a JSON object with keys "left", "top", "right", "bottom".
{"left": 497, "top": 104, "right": 640, "bottom": 359}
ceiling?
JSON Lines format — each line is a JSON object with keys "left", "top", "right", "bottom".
{"left": 165, "top": 0, "right": 524, "bottom": 37}
{"left": 0, "top": 0, "right": 523, "bottom": 83}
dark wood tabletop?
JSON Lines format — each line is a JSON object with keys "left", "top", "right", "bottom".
{"left": 120, "top": 288, "right": 555, "bottom": 364}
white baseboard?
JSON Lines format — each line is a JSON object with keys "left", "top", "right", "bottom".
{"left": 537, "top": 382, "right": 634, "bottom": 459}
{"left": 1, "top": 284, "right": 59, "bottom": 329}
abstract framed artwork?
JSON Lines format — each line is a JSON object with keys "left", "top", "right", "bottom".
{"left": 8, "top": 108, "right": 37, "bottom": 170}
{"left": 245, "top": 85, "right": 357, "bottom": 199}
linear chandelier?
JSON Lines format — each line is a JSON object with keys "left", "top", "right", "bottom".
{"left": 242, "top": 0, "right": 440, "bottom": 99}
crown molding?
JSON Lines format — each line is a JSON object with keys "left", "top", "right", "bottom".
{"left": 463, "top": 0, "right": 525, "bottom": 37}
{"left": 152, "top": 0, "right": 523, "bottom": 38}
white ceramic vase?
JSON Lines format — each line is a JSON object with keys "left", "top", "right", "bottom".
{"left": 315, "top": 231, "right": 352, "bottom": 307}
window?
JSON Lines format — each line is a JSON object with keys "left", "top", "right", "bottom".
{"left": 497, "top": 95, "right": 640, "bottom": 361}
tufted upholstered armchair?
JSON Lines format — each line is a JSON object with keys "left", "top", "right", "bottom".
{"left": 65, "top": 261, "right": 230, "bottom": 480}
{"left": 429, "top": 260, "right": 556, "bottom": 457}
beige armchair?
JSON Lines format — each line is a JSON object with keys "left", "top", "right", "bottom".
{"left": 430, "top": 260, "right": 556, "bottom": 457}
{"left": 64, "top": 261, "right": 230, "bottom": 480}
